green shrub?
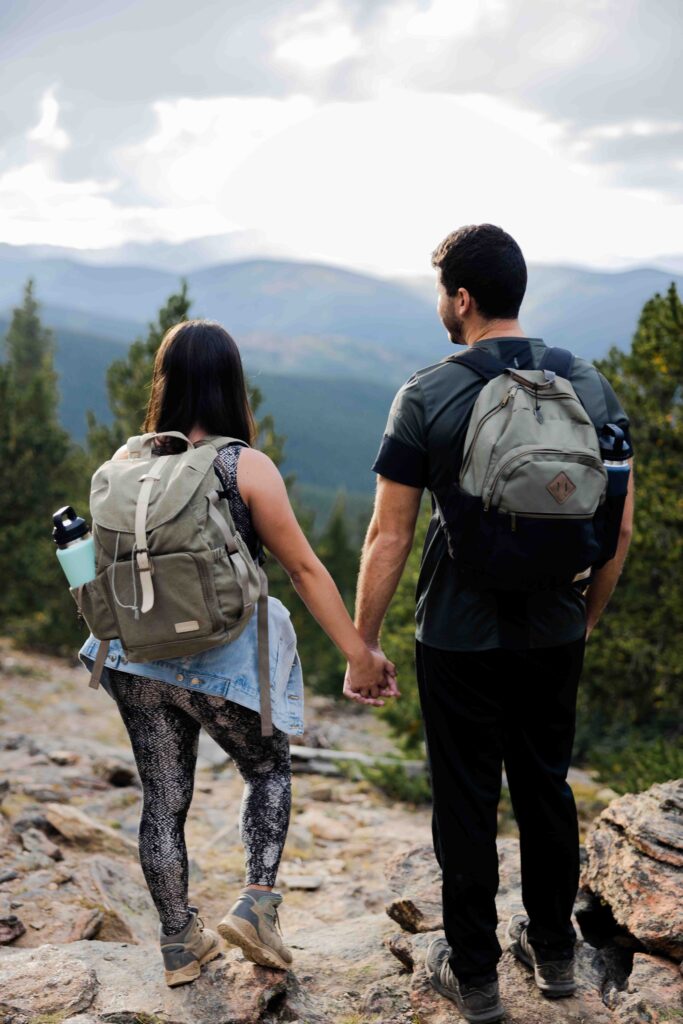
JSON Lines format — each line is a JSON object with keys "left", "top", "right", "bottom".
{"left": 591, "top": 732, "right": 683, "bottom": 794}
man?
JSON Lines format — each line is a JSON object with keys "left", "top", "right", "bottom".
{"left": 344, "top": 224, "right": 635, "bottom": 1023}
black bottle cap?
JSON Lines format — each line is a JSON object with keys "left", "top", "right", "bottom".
{"left": 599, "top": 423, "right": 626, "bottom": 459}
{"left": 52, "top": 506, "right": 90, "bottom": 547}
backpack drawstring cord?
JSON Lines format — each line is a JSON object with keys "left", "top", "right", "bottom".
{"left": 110, "top": 530, "right": 141, "bottom": 620}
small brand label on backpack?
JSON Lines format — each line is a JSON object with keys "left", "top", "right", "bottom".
{"left": 546, "top": 472, "right": 576, "bottom": 504}
{"left": 174, "top": 620, "right": 200, "bottom": 633}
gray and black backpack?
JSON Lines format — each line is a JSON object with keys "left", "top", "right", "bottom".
{"left": 434, "top": 347, "right": 630, "bottom": 591}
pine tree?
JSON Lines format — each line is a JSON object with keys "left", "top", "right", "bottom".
{"left": 86, "top": 282, "right": 193, "bottom": 464}
{"left": 0, "top": 280, "right": 89, "bottom": 650}
{"left": 86, "top": 282, "right": 287, "bottom": 468}
{"left": 316, "top": 493, "right": 358, "bottom": 605}
{"left": 578, "top": 283, "right": 683, "bottom": 749}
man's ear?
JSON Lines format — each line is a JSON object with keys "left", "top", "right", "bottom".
{"left": 456, "top": 287, "right": 472, "bottom": 316}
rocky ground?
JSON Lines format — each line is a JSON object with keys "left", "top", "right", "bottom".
{"left": 0, "top": 639, "right": 681, "bottom": 1024}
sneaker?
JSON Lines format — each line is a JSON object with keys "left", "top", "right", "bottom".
{"left": 425, "top": 937, "right": 504, "bottom": 1023}
{"left": 506, "top": 914, "right": 576, "bottom": 998}
{"left": 217, "top": 887, "right": 293, "bottom": 971}
{"left": 159, "top": 905, "right": 222, "bottom": 987}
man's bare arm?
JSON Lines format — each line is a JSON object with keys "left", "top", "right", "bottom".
{"left": 353, "top": 475, "right": 423, "bottom": 647}
{"left": 585, "top": 457, "right": 635, "bottom": 637}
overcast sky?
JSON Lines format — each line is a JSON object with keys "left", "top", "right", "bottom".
{"left": 2, "top": 0, "right": 682, "bottom": 273}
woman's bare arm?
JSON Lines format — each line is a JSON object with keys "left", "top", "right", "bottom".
{"left": 238, "top": 447, "right": 396, "bottom": 703}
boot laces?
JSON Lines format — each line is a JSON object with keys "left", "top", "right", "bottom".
{"left": 265, "top": 903, "right": 282, "bottom": 935}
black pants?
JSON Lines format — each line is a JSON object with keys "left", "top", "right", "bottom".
{"left": 415, "top": 635, "right": 585, "bottom": 984}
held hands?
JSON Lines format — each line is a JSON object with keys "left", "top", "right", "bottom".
{"left": 343, "top": 645, "right": 400, "bottom": 707}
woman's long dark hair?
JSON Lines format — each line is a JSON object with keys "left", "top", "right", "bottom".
{"left": 144, "top": 319, "right": 256, "bottom": 451}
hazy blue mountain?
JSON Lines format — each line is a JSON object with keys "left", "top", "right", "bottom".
{"left": 0, "top": 307, "right": 394, "bottom": 497}
{"left": 3, "top": 245, "right": 681, "bottom": 499}
{"left": 0, "top": 232, "right": 281, "bottom": 273}
{"left": 0, "top": 254, "right": 451, "bottom": 383}
{"left": 402, "top": 264, "right": 683, "bottom": 360}
{"left": 2, "top": 247, "right": 681, "bottom": 384}
{"left": 253, "top": 372, "right": 393, "bottom": 493}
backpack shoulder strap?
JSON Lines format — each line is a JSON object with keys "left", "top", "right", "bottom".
{"left": 539, "top": 346, "right": 574, "bottom": 379}
{"left": 444, "top": 347, "right": 508, "bottom": 383}
{"left": 541, "top": 349, "right": 612, "bottom": 429}
{"left": 574, "top": 365, "right": 611, "bottom": 430}
{"left": 209, "top": 438, "right": 248, "bottom": 496}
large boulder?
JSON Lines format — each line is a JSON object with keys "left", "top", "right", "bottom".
{"left": 582, "top": 779, "right": 683, "bottom": 959}
{"left": 385, "top": 829, "right": 683, "bottom": 1024}
{"left": 385, "top": 838, "right": 523, "bottom": 940}
{"left": 607, "top": 953, "right": 683, "bottom": 1023}
{"left": 0, "top": 940, "right": 289, "bottom": 1024}
{"left": 0, "top": 944, "right": 98, "bottom": 1022}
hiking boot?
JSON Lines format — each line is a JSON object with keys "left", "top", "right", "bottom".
{"left": 425, "top": 936, "right": 504, "bottom": 1023}
{"left": 159, "top": 905, "right": 222, "bottom": 987}
{"left": 506, "top": 914, "right": 576, "bottom": 998}
{"left": 217, "top": 887, "right": 293, "bottom": 971}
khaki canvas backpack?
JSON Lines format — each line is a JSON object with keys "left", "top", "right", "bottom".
{"left": 70, "top": 430, "right": 273, "bottom": 736}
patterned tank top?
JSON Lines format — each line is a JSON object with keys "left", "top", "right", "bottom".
{"left": 212, "top": 444, "right": 260, "bottom": 560}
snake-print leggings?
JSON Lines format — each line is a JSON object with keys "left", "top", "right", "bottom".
{"left": 108, "top": 670, "right": 292, "bottom": 935}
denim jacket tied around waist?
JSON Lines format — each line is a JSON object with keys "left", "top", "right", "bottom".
{"left": 78, "top": 594, "right": 304, "bottom": 736}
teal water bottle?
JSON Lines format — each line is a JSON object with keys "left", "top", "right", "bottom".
{"left": 53, "top": 506, "right": 96, "bottom": 588}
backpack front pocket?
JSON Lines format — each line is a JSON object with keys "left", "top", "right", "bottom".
{"left": 106, "top": 550, "right": 220, "bottom": 654}
{"left": 483, "top": 448, "right": 607, "bottom": 516}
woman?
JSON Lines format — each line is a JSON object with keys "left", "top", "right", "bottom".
{"left": 82, "top": 319, "right": 398, "bottom": 987}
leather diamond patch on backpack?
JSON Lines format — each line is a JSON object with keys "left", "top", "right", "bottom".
{"left": 547, "top": 471, "right": 576, "bottom": 504}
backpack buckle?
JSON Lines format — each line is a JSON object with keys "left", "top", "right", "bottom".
{"left": 136, "top": 548, "right": 153, "bottom": 575}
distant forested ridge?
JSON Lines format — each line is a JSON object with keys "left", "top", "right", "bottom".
{"left": 1, "top": 247, "right": 682, "bottom": 498}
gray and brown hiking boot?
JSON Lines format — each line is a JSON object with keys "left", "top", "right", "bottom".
{"left": 425, "top": 937, "right": 504, "bottom": 1023}
{"left": 506, "top": 914, "right": 576, "bottom": 998}
{"left": 159, "top": 905, "right": 223, "bottom": 987}
{"left": 217, "top": 887, "right": 293, "bottom": 971}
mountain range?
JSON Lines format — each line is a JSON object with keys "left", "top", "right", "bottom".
{"left": 1, "top": 243, "right": 680, "bottom": 505}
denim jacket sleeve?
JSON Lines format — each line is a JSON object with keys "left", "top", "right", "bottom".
{"left": 78, "top": 595, "right": 304, "bottom": 736}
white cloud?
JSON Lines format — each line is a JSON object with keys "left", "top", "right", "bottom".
{"left": 1, "top": 0, "right": 681, "bottom": 265}
{"left": 27, "top": 87, "right": 69, "bottom": 150}
{"left": 219, "top": 90, "right": 683, "bottom": 273}
{"left": 120, "top": 94, "right": 315, "bottom": 205}
{"left": 383, "top": 0, "right": 509, "bottom": 41}
{"left": 0, "top": 159, "right": 232, "bottom": 248}
{"left": 273, "top": 2, "right": 361, "bottom": 71}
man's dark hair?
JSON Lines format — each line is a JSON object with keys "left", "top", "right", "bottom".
{"left": 431, "top": 224, "right": 527, "bottom": 319}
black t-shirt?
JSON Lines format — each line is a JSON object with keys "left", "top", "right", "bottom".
{"left": 371, "top": 337, "right": 634, "bottom": 651}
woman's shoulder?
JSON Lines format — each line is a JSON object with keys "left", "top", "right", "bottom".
{"left": 234, "top": 447, "right": 281, "bottom": 496}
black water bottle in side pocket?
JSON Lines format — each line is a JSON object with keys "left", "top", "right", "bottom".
{"left": 593, "top": 423, "right": 631, "bottom": 568}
